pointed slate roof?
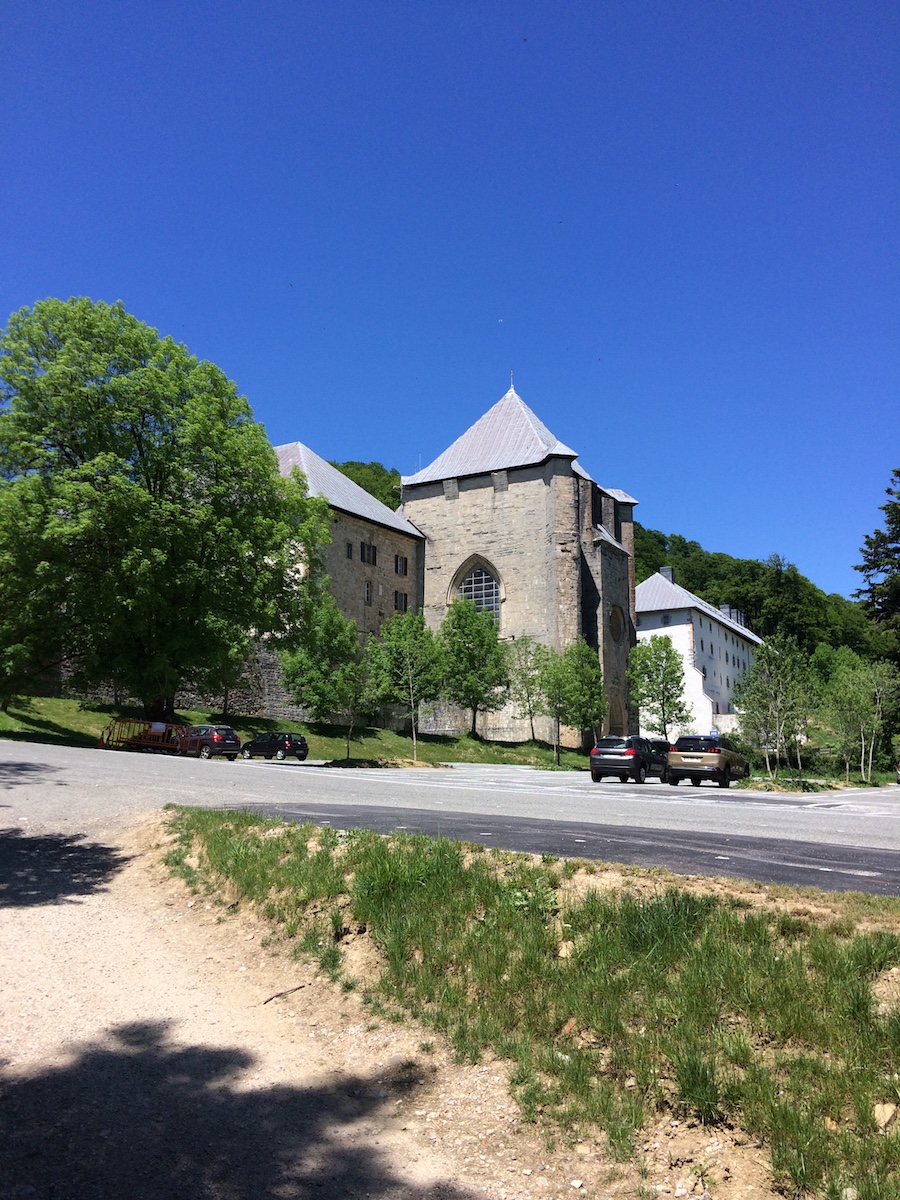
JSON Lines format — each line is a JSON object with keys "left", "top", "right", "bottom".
{"left": 401, "top": 387, "right": 579, "bottom": 486}
{"left": 275, "top": 442, "right": 423, "bottom": 538}
{"left": 636, "top": 572, "right": 762, "bottom": 644}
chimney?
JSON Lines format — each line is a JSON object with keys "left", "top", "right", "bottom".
{"left": 660, "top": 566, "right": 675, "bottom": 583}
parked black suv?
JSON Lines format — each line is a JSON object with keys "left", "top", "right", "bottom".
{"left": 180, "top": 724, "right": 241, "bottom": 760}
{"left": 240, "top": 731, "right": 309, "bottom": 761}
{"left": 590, "top": 735, "right": 668, "bottom": 784}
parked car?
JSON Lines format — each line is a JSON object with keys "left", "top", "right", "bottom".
{"left": 240, "top": 731, "right": 309, "bottom": 761}
{"left": 647, "top": 739, "right": 674, "bottom": 782}
{"left": 590, "top": 735, "right": 668, "bottom": 784}
{"left": 667, "top": 735, "right": 748, "bottom": 788}
{"left": 180, "top": 724, "right": 241, "bottom": 761}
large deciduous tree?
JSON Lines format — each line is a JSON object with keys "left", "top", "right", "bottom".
{"left": 438, "top": 599, "right": 510, "bottom": 738}
{"left": 0, "top": 297, "right": 329, "bottom": 717}
{"left": 627, "top": 635, "right": 693, "bottom": 740}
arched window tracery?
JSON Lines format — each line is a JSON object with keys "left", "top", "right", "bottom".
{"left": 456, "top": 563, "right": 501, "bottom": 623}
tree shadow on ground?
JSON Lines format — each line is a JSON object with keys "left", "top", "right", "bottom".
{"left": 0, "top": 828, "right": 130, "bottom": 908}
{"left": 0, "top": 760, "right": 67, "bottom": 789}
{"left": 0, "top": 1020, "right": 478, "bottom": 1200}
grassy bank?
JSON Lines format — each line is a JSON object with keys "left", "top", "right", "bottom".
{"left": 166, "top": 806, "right": 900, "bottom": 1199}
{"left": 0, "top": 695, "right": 588, "bottom": 769}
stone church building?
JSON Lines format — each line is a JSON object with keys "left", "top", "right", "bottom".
{"left": 276, "top": 386, "right": 638, "bottom": 740}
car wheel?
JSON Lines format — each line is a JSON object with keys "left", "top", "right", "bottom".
{"left": 669, "top": 775, "right": 679, "bottom": 785}
{"left": 591, "top": 772, "right": 603, "bottom": 783}
{"left": 619, "top": 774, "right": 628, "bottom": 783}
{"left": 690, "top": 777, "right": 701, "bottom": 787}
{"left": 634, "top": 764, "right": 647, "bottom": 784}
{"left": 242, "top": 748, "right": 252, "bottom": 759}
{"left": 718, "top": 767, "right": 731, "bottom": 789}
{"left": 264, "top": 755, "right": 273, "bottom": 760}
{"left": 659, "top": 766, "right": 668, "bottom": 784}
{"left": 275, "top": 749, "right": 286, "bottom": 761}
{"left": 199, "top": 745, "right": 212, "bottom": 760}
{"left": 226, "top": 755, "right": 236, "bottom": 762}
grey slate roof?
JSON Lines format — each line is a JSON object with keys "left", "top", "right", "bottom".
{"left": 275, "top": 442, "right": 423, "bottom": 539}
{"left": 636, "top": 572, "right": 763, "bottom": 644}
{"left": 401, "top": 387, "right": 579, "bottom": 486}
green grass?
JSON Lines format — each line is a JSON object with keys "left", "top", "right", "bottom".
{"left": 165, "top": 806, "right": 900, "bottom": 1196}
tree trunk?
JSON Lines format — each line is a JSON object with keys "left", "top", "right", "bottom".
{"left": 145, "top": 695, "right": 176, "bottom": 722}
{"left": 470, "top": 707, "right": 478, "bottom": 740}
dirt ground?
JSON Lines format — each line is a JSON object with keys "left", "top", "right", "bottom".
{"left": 0, "top": 816, "right": 787, "bottom": 1200}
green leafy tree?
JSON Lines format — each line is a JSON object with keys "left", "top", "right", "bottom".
{"left": 280, "top": 594, "right": 374, "bottom": 758}
{"left": 855, "top": 468, "right": 900, "bottom": 647}
{"left": 0, "top": 478, "right": 69, "bottom": 710}
{"left": 329, "top": 460, "right": 401, "bottom": 509}
{"left": 508, "top": 635, "right": 550, "bottom": 741}
{"left": 0, "top": 297, "right": 330, "bottom": 717}
{"left": 733, "top": 635, "right": 814, "bottom": 782}
{"left": 558, "top": 638, "right": 608, "bottom": 745}
{"left": 627, "top": 635, "right": 693, "bottom": 740}
{"left": 368, "top": 610, "right": 442, "bottom": 760}
{"left": 438, "top": 599, "right": 510, "bottom": 738}
{"left": 536, "top": 646, "right": 569, "bottom": 765}
{"left": 533, "top": 639, "right": 606, "bottom": 762}
{"left": 819, "top": 650, "right": 898, "bottom": 782}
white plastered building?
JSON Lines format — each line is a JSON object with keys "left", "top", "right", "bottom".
{"left": 634, "top": 568, "right": 763, "bottom": 737}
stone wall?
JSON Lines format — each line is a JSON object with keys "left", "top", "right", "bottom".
{"left": 325, "top": 510, "right": 424, "bottom": 643}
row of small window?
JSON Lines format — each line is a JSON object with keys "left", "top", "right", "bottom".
{"left": 701, "top": 667, "right": 735, "bottom": 688}
{"left": 346, "top": 542, "right": 408, "bottom": 575}
{"left": 363, "top": 582, "right": 408, "bottom": 612}
{"left": 698, "top": 638, "right": 747, "bottom": 670}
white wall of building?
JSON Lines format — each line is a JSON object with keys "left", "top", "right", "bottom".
{"left": 635, "top": 606, "right": 759, "bottom": 738}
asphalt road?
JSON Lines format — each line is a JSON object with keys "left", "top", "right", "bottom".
{"left": 3, "top": 739, "right": 900, "bottom": 894}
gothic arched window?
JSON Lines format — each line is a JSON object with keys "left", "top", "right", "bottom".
{"left": 457, "top": 564, "right": 500, "bottom": 622}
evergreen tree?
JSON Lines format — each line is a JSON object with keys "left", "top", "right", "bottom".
{"left": 855, "top": 467, "right": 900, "bottom": 651}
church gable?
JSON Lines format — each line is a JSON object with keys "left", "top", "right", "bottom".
{"left": 401, "top": 386, "right": 578, "bottom": 487}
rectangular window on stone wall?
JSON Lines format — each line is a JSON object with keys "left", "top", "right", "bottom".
{"left": 361, "top": 542, "right": 377, "bottom": 566}
{"left": 394, "top": 590, "right": 408, "bottom": 613}
{"left": 365, "top": 582, "right": 372, "bottom": 606}
{"left": 395, "top": 554, "right": 408, "bottom": 576}
{"left": 346, "top": 541, "right": 353, "bottom": 559}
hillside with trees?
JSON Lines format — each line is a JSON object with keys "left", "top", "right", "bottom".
{"left": 634, "top": 523, "right": 890, "bottom": 659}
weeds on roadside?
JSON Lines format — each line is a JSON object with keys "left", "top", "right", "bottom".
{"left": 166, "top": 806, "right": 900, "bottom": 1195}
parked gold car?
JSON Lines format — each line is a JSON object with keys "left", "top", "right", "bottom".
{"left": 667, "top": 735, "right": 748, "bottom": 789}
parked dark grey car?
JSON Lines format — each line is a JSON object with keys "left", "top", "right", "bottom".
{"left": 240, "top": 731, "right": 309, "bottom": 761}
{"left": 590, "top": 735, "right": 668, "bottom": 784}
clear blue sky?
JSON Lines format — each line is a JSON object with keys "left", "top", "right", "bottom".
{"left": 2, "top": 1, "right": 896, "bottom": 599}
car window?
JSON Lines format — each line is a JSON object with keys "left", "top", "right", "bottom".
{"left": 675, "top": 736, "right": 717, "bottom": 751}
{"left": 594, "top": 738, "right": 627, "bottom": 749}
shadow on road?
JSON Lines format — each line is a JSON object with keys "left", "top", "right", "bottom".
{"left": 0, "top": 759, "right": 67, "bottom": 788}
{"left": 0, "top": 1020, "right": 477, "bottom": 1200}
{"left": 0, "top": 828, "right": 130, "bottom": 907}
